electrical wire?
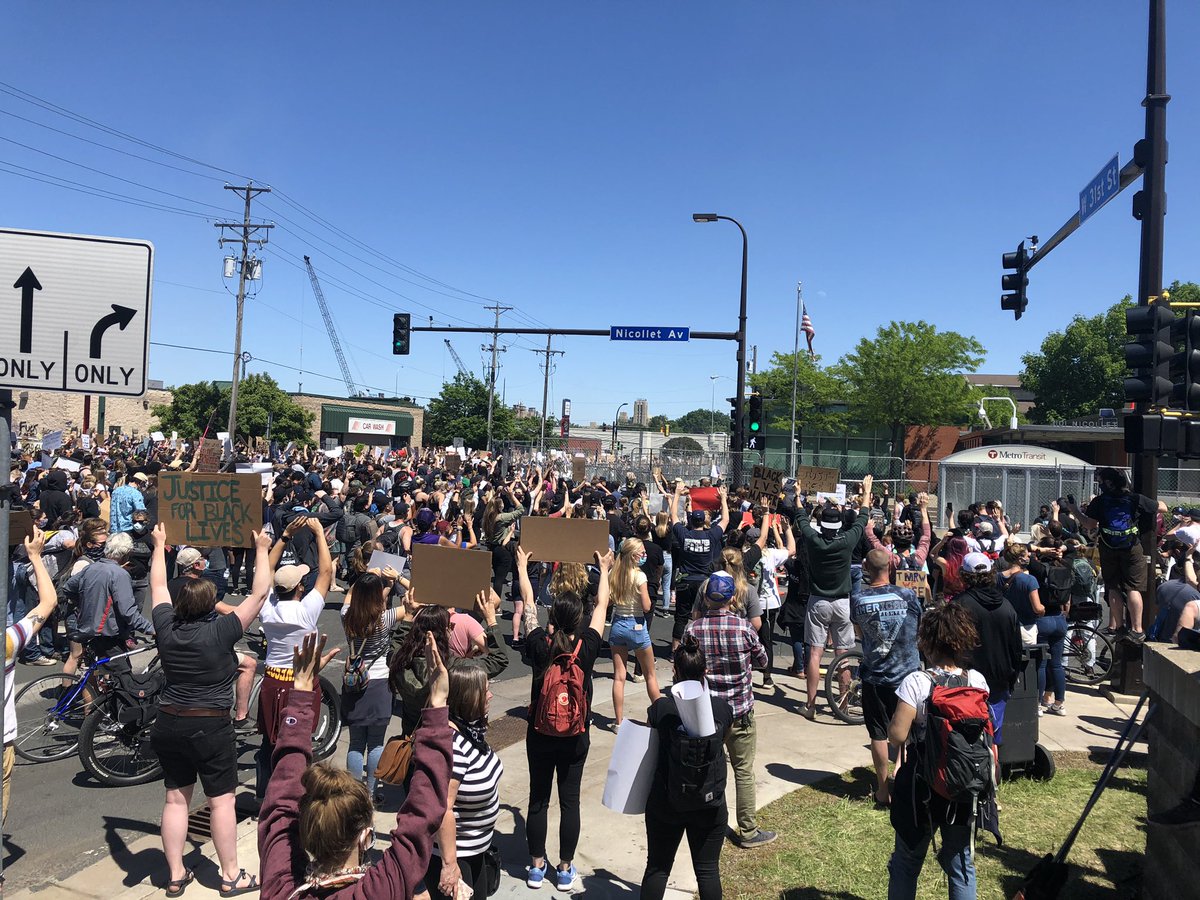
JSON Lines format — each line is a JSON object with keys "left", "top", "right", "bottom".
{"left": 0, "top": 160, "right": 215, "bottom": 219}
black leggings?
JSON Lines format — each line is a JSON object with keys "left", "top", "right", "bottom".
{"left": 491, "top": 544, "right": 514, "bottom": 598}
{"left": 425, "top": 851, "right": 486, "bottom": 900}
{"left": 641, "top": 801, "right": 727, "bottom": 900}
{"left": 525, "top": 730, "right": 589, "bottom": 862}
{"left": 673, "top": 580, "right": 703, "bottom": 642}
{"left": 758, "top": 608, "right": 778, "bottom": 672}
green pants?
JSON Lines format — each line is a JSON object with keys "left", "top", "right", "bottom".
{"left": 725, "top": 710, "right": 758, "bottom": 839}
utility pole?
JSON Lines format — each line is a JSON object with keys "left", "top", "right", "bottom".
{"left": 215, "top": 183, "right": 273, "bottom": 440}
{"left": 531, "top": 334, "right": 564, "bottom": 452}
{"left": 483, "top": 304, "right": 511, "bottom": 451}
{"left": 750, "top": 344, "right": 758, "bottom": 375}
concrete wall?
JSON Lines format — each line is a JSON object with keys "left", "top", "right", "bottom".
{"left": 1142, "top": 644, "right": 1200, "bottom": 898}
{"left": 289, "top": 394, "right": 425, "bottom": 447}
{"left": 11, "top": 389, "right": 173, "bottom": 441}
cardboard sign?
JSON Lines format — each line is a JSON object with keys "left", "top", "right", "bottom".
{"left": 520, "top": 516, "right": 609, "bottom": 564}
{"left": 895, "top": 569, "right": 930, "bottom": 601}
{"left": 750, "top": 465, "right": 785, "bottom": 499}
{"left": 151, "top": 431, "right": 165, "bottom": 442}
{"left": 196, "top": 439, "right": 222, "bottom": 473}
{"left": 409, "top": 543, "right": 492, "bottom": 609}
{"left": 445, "top": 453, "right": 461, "bottom": 475}
{"left": 158, "top": 472, "right": 262, "bottom": 547}
{"left": 795, "top": 465, "right": 840, "bottom": 494}
{"left": 41, "top": 430, "right": 63, "bottom": 452}
{"left": 367, "top": 549, "right": 407, "bottom": 575}
{"left": 98, "top": 495, "right": 111, "bottom": 524}
{"left": 689, "top": 485, "right": 720, "bottom": 512}
{"left": 572, "top": 455, "right": 586, "bottom": 482}
{"left": 8, "top": 509, "right": 35, "bottom": 545}
{"left": 80, "top": 434, "right": 91, "bottom": 450}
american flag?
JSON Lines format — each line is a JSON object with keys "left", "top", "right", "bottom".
{"left": 801, "top": 301, "right": 816, "bottom": 358}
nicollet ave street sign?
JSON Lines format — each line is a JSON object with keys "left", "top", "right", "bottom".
{"left": 0, "top": 228, "right": 153, "bottom": 396}
{"left": 609, "top": 326, "right": 690, "bottom": 342}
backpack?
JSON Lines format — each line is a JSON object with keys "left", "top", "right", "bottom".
{"left": 665, "top": 725, "right": 727, "bottom": 812}
{"left": 919, "top": 669, "right": 997, "bottom": 805}
{"left": 336, "top": 510, "right": 371, "bottom": 547}
{"left": 1070, "top": 556, "right": 1097, "bottom": 600}
{"left": 375, "top": 525, "right": 403, "bottom": 556}
{"left": 533, "top": 639, "right": 588, "bottom": 737}
{"left": 1042, "top": 563, "right": 1075, "bottom": 609}
{"left": 341, "top": 636, "right": 388, "bottom": 692}
{"left": 1097, "top": 493, "right": 1139, "bottom": 550}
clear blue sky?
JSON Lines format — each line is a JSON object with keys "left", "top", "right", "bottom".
{"left": 5, "top": 2, "right": 1200, "bottom": 425}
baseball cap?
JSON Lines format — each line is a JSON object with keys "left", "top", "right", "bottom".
{"left": 176, "top": 548, "right": 203, "bottom": 569}
{"left": 274, "top": 564, "right": 311, "bottom": 592}
{"left": 976, "top": 520, "right": 994, "bottom": 536}
{"left": 132, "top": 472, "right": 149, "bottom": 484}
{"left": 818, "top": 506, "right": 843, "bottom": 531}
{"left": 1187, "top": 508, "right": 1200, "bottom": 520}
{"left": 960, "top": 552, "right": 994, "bottom": 575}
{"left": 687, "top": 510, "right": 706, "bottom": 528}
{"left": 416, "top": 508, "right": 437, "bottom": 529}
{"left": 704, "top": 572, "right": 736, "bottom": 604}
{"left": 1173, "top": 506, "right": 1186, "bottom": 517}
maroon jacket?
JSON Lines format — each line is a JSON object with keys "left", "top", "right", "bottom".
{"left": 257, "top": 690, "right": 452, "bottom": 900}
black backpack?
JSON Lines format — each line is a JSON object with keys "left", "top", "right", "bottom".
{"left": 336, "top": 510, "right": 371, "bottom": 547}
{"left": 1042, "top": 563, "right": 1075, "bottom": 609}
{"left": 665, "top": 726, "right": 727, "bottom": 812}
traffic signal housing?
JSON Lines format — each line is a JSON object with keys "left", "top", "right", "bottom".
{"left": 1170, "top": 310, "right": 1200, "bottom": 411}
{"left": 729, "top": 399, "right": 740, "bottom": 433}
{"left": 1124, "top": 304, "right": 1174, "bottom": 404}
{"left": 1001, "top": 242, "right": 1029, "bottom": 320}
{"left": 392, "top": 313, "right": 411, "bottom": 355}
{"left": 746, "top": 393, "right": 764, "bottom": 446}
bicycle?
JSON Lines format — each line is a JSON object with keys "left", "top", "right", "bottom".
{"left": 1063, "top": 620, "right": 1116, "bottom": 685}
{"left": 825, "top": 647, "right": 865, "bottom": 725}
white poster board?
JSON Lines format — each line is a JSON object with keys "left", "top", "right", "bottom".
{"left": 601, "top": 719, "right": 659, "bottom": 815}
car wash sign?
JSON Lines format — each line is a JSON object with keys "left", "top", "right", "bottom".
{"left": 348, "top": 417, "right": 396, "bottom": 436}
{"left": 0, "top": 228, "right": 152, "bottom": 396}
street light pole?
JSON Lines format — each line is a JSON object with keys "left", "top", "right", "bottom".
{"left": 693, "top": 213, "right": 749, "bottom": 487}
{"left": 710, "top": 374, "right": 718, "bottom": 451}
{"left": 613, "top": 402, "right": 627, "bottom": 458}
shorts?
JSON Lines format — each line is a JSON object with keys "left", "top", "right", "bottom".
{"left": 1098, "top": 544, "right": 1147, "bottom": 594}
{"left": 861, "top": 681, "right": 899, "bottom": 742}
{"left": 805, "top": 597, "right": 854, "bottom": 650}
{"left": 150, "top": 712, "right": 238, "bottom": 796}
{"left": 609, "top": 615, "right": 651, "bottom": 651}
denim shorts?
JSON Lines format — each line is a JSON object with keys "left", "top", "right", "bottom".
{"left": 609, "top": 615, "right": 651, "bottom": 650}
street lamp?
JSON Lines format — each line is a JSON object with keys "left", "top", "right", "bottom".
{"left": 693, "top": 213, "right": 748, "bottom": 487}
{"left": 613, "top": 402, "right": 628, "bottom": 457}
{"left": 978, "top": 396, "right": 1020, "bottom": 430}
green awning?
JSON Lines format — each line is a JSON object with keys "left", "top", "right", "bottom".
{"left": 320, "top": 404, "right": 414, "bottom": 437}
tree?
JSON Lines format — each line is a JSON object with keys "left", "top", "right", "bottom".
{"left": 1020, "top": 281, "right": 1200, "bottom": 423}
{"left": 647, "top": 414, "right": 670, "bottom": 431}
{"left": 151, "top": 374, "right": 314, "bottom": 443}
{"left": 661, "top": 436, "right": 704, "bottom": 453}
{"left": 423, "top": 373, "right": 512, "bottom": 448}
{"left": 835, "top": 321, "right": 984, "bottom": 459}
{"left": 749, "top": 352, "right": 850, "bottom": 434}
{"left": 672, "top": 407, "right": 724, "bottom": 434}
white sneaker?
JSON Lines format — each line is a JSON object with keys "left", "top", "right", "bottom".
{"left": 1049, "top": 704, "right": 1067, "bottom": 716}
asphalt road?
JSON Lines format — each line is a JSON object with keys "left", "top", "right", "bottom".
{"left": 3, "top": 586, "right": 774, "bottom": 895}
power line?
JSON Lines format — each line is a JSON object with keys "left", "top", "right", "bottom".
{"left": 0, "top": 160, "right": 215, "bottom": 219}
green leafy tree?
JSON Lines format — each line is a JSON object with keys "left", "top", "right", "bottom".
{"left": 647, "top": 414, "right": 671, "bottom": 431}
{"left": 750, "top": 352, "right": 850, "bottom": 434}
{"left": 835, "top": 321, "right": 984, "bottom": 459}
{"left": 151, "top": 374, "right": 313, "bottom": 443}
{"left": 661, "top": 436, "right": 704, "bottom": 453}
{"left": 1021, "top": 281, "right": 1200, "bottom": 423}
{"left": 423, "top": 373, "right": 515, "bottom": 448}
{"left": 672, "top": 408, "right": 724, "bottom": 434}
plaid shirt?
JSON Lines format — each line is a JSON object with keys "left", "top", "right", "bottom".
{"left": 685, "top": 609, "right": 767, "bottom": 719}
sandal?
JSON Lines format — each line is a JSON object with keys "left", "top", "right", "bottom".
{"left": 165, "top": 869, "right": 194, "bottom": 898}
{"left": 219, "top": 869, "right": 260, "bottom": 896}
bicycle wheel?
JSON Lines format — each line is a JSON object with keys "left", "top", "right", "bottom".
{"left": 312, "top": 676, "right": 342, "bottom": 761}
{"left": 825, "top": 650, "right": 865, "bottom": 725}
{"left": 13, "top": 674, "right": 94, "bottom": 762}
{"left": 1064, "top": 624, "right": 1115, "bottom": 685}
{"left": 78, "top": 707, "right": 163, "bottom": 787}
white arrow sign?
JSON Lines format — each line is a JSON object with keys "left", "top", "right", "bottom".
{"left": 0, "top": 228, "right": 153, "bottom": 396}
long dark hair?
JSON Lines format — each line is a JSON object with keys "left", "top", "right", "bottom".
{"left": 388, "top": 605, "right": 451, "bottom": 691}
{"left": 547, "top": 593, "right": 584, "bottom": 657}
{"left": 343, "top": 573, "right": 387, "bottom": 640}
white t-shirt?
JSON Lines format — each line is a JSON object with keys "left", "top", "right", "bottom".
{"left": 1175, "top": 523, "right": 1200, "bottom": 545}
{"left": 5, "top": 619, "right": 34, "bottom": 742}
{"left": 895, "top": 666, "right": 990, "bottom": 732}
{"left": 758, "top": 547, "right": 790, "bottom": 611}
{"left": 260, "top": 588, "right": 326, "bottom": 668}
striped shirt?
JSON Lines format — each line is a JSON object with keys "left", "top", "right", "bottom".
{"left": 433, "top": 730, "right": 504, "bottom": 859}
{"left": 5, "top": 619, "right": 32, "bottom": 742}
{"left": 340, "top": 607, "right": 398, "bottom": 680}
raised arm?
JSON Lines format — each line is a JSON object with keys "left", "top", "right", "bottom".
{"left": 234, "top": 530, "right": 275, "bottom": 631}
{"left": 150, "top": 524, "right": 172, "bottom": 609}
{"left": 669, "top": 482, "right": 683, "bottom": 526}
{"left": 588, "top": 550, "right": 615, "bottom": 634}
{"left": 516, "top": 546, "right": 540, "bottom": 637}
{"left": 718, "top": 485, "right": 730, "bottom": 531}
{"left": 20, "top": 530, "right": 59, "bottom": 636}
{"left": 309, "top": 516, "right": 333, "bottom": 597}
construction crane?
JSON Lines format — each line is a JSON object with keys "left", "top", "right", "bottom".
{"left": 303, "top": 255, "right": 360, "bottom": 397}
{"left": 444, "top": 339, "right": 469, "bottom": 377}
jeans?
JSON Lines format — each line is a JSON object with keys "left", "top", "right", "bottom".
{"left": 1037, "top": 614, "right": 1068, "bottom": 703}
{"left": 347, "top": 724, "right": 387, "bottom": 795}
{"left": 787, "top": 621, "right": 807, "bottom": 670}
{"left": 526, "top": 730, "right": 589, "bottom": 862}
{"left": 228, "top": 547, "right": 256, "bottom": 591}
{"left": 988, "top": 689, "right": 1010, "bottom": 746}
{"left": 9, "top": 565, "right": 52, "bottom": 660}
{"left": 659, "top": 555, "right": 674, "bottom": 609}
{"left": 725, "top": 711, "right": 759, "bottom": 840}
{"left": 888, "top": 824, "right": 977, "bottom": 900}
{"left": 641, "top": 801, "right": 726, "bottom": 900}
{"left": 850, "top": 564, "right": 863, "bottom": 596}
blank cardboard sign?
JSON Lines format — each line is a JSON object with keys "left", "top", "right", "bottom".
{"left": 520, "top": 516, "right": 609, "bottom": 564}
{"left": 410, "top": 543, "right": 493, "bottom": 609}
{"left": 159, "top": 472, "right": 262, "bottom": 548}
{"left": 572, "top": 455, "right": 586, "bottom": 482}
{"left": 445, "top": 453, "right": 461, "bottom": 475}
{"left": 8, "top": 509, "right": 35, "bottom": 545}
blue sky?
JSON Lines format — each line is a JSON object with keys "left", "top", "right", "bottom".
{"left": 5, "top": 2, "right": 1200, "bottom": 425}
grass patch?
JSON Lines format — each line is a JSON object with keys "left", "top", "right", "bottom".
{"left": 720, "top": 752, "right": 1146, "bottom": 900}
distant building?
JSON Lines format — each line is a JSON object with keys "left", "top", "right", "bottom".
{"left": 632, "top": 399, "right": 649, "bottom": 426}
{"left": 966, "top": 374, "right": 1036, "bottom": 414}
{"left": 512, "top": 403, "right": 538, "bottom": 419}
{"left": 618, "top": 411, "right": 631, "bottom": 425}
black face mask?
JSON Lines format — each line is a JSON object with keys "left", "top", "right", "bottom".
{"left": 85, "top": 545, "right": 106, "bottom": 561}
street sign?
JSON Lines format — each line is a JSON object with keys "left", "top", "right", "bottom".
{"left": 609, "top": 326, "right": 690, "bottom": 342}
{"left": 0, "top": 228, "right": 152, "bottom": 396}
{"left": 1079, "top": 154, "right": 1120, "bottom": 225}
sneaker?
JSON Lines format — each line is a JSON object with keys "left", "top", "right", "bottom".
{"left": 22, "top": 656, "right": 56, "bottom": 667}
{"left": 628, "top": 671, "right": 645, "bottom": 684}
{"left": 1126, "top": 630, "right": 1146, "bottom": 645}
{"left": 737, "top": 829, "right": 778, "bottom": 849}
{"left": 527, "top": 862, "right": 550, "bottom": 889}
{"left": 762, "top": 674, "right": 775, "bottom": 688}
{"left": 800, "top": 704, "right": 816, "bottom": 721}
{"left": 1037, "top": 705, "right": 1045, "bottom": 718}
{"left": 555, "top": 864, "right": 577, "bottom": 892}
{"left": 1049, "top": 704, "right": 1067, "bottom": 716}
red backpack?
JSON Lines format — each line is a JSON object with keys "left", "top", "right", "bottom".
{"left": 533, "top": 639, "right": 588, "bottom": 737}
{"left": 920, "top": 670, "right": 998, "bottom": 805}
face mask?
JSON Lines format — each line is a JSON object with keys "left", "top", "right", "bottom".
{"left": 638, "top": 555, "right": 647, "bottom": 566}
{"left": 131, "top": 522, "right": 149, "bottom": 535}
{"left": 85, "top": 545, "right": 106, "bottom": 561}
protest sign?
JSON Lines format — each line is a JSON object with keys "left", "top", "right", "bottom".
{"left": 689, "top": 485, "right": 720, "bottom": 512}
{"left": 52, "top": 457, "right": 81, "bottom": 473}
{"left": 151, "top": 431, "right": 165, "bottom": 442}
{"left": 196, "top": 439, "right": 222, "bottom": 473}
{"left": 41, "top": 430, "right": 62, "bottom": 452}
{"left": 571, "top": 454, "right": 586, "bottom": 483}
{"left": 366, "top": 549, "right": 407, "bottom": 575}
{"left": 750, "top": 465, "right": 785, "bottom": 499}
{"left": 236, "top": 462, "right": 274, "bottom": 486}
{"left": 795, "top": 465, "right": 840, "bottom": 494}
{"left": 158, "top": 472, "right": 261, "bottom": 547}
{"left": 445, "top": 453, "right": 461, "bottom": 475}
{"left": 8, "top": 509, "right": 35, "bottom": 545}
{"left": 409, "top": 543, "right": 492, "bottom": 609}
{"left": 80, "top": 434, "right": 91, "bottom": 450}
{"left": 602, "top": 720, "right": 659, "bottom": 815}
{"left": 452, "top": 437, "right": 464, "bottom": 450}
{"left": 99, "top": 495, "right": 110, "bottom": 524}
{"left": 896, "top": 569, "right": 930, "bottom": 602}
{"left": 815, "top": 488, "right": 848, "bottom": 505}
{"left": 520, "top": 516, "right": 609, "bottom": 565}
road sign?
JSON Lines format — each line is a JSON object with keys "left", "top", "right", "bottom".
{"left": 609, "top": 326, "right": 690, "bottom": 342}
{"left": 0, "top": 229, "right": 152, "bottom": 396}
{"left": 1079, "top": 154, "right": 1120, "bottom": 225}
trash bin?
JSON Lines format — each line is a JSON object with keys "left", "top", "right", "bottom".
{"left": 999, "top": 644, "right": 1055, "bottom": 780}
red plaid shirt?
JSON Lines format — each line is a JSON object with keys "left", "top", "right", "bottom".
{"left": 684, "top": 609, "right": 767, "bottom": 719}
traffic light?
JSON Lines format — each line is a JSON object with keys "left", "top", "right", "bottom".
{"left": 1001, "top": 242, "right": 1029, "bottom": 320}
{"left": 392, "top": 313, "right": 410, "bottom": 355}
{"left": 729, "top": 398, "right": 740, "bottom": 433}
{"left": 1124, "top": 304, "right": 1174, "bottom": 404}
{"left": 1170, "top": 310, "right": 1200, "bottom": 411}
{"left": 747, "top": 393, "right": 763, "bottom": 434}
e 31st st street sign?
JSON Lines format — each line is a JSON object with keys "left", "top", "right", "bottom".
{"left": 0, "top": 228, "right": 153, "bottom": 396}
{"left": 1079, "top": 154, "right": 1121, "bottom": 225}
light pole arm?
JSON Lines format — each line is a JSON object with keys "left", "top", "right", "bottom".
{"left": 980, "top": 396, "right": 1019, "bottom": 430}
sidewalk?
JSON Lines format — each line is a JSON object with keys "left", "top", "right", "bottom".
{"left": 9, "top": 667, "right": 1137, "bottom": 900}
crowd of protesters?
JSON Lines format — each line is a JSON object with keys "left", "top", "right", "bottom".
{"left": 4, "top": 423, "right": 1188, "bottom": 899}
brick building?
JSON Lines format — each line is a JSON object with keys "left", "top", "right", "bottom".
{"left": 289, "top": 392, "right": 424, "bottom": 448}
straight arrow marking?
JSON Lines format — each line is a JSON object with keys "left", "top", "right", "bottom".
{"left": 13, "top": 267, "right": 42, "bottom": 354}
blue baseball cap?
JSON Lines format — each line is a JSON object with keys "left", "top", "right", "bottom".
{"left": 687, "top": 510, "right": 706, "bottom": 528}
{"left": 704, "top": 572, "right": 736, "bottom": 604}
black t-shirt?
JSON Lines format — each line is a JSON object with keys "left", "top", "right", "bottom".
{"left": 152, "top": 605, "right": 243, "bottom": 709}
{"left": 640, "top": 540, "right": 665, "bottom": 601}
{"left": 39, "top": 489, "right": 73, "bottom": 527}
{"left": 646, "top": 692, "right": 734, "bottom": 811}
{"left": 524, "top": 626, "right": 602, "bottom": 725}
{"left": 671, "top": 522, "right": 724, "bottom": 581}
{"left": 1084, "top": 491, "right": 1157, "bottom": 549}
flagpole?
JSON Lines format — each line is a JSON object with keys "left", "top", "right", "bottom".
{"left": 789, "top": 281, "right": 801, "bottom": 475}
